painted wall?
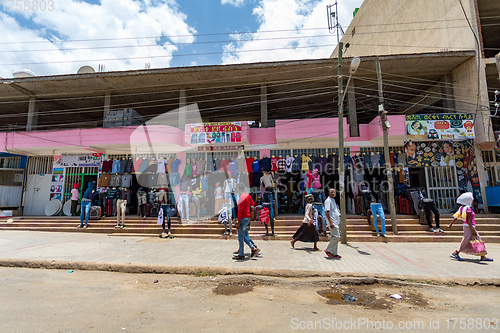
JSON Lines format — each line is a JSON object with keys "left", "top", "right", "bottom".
{"left": 333, "top": 0, "right": 477, "bottom": 58}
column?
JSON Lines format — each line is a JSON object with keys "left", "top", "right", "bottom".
{"left": 179, "top": 89, "right": 187, "bottom": 129}
{"left": 348, "top": 79, "right": 359, "bottom": 137}
{"left": 261, "top": 85, "right": 268, "bottom": 128}
{"left": 26, "top": 97, "right": 38, "bottom": 131}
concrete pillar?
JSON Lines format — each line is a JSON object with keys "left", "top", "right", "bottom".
{"left": 179, "top": 89, "right": 187, "bottom": 129}
{"left": 441, "top": 74, "right": 455, "bottom": 112}
{"left": 26, "top": 97, "right": 38, "bottom": 131}
{"left": 260, "top": 85, "right": 268, "bottom": 128}
{"left": 103, "top": 93, "right": 111, "bottom": 127}
{"left": 347, "top": 79, "right": 359, "bottom": 137}
{"left": 475, "top": 145, "right": 489, "bottom": 213}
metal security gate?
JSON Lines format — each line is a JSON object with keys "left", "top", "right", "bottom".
{"left": 425, "top": 166, "right": 459, "bottom": 213}
{"left": 63, "top": 167, "right": 99, "bottom": 203}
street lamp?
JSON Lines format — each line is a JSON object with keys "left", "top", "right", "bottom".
{"left": 337, "top": 42, "right": 360, "bottom": 244}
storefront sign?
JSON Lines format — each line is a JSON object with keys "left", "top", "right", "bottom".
{"left": 405, "top": 114, "right": 474, "bottom": 140}
{"left": 58, "top": 153, "right": 103, "bottom": 167}
{"left": 190, "top": 122, "right": 242, "bottom": 144}
{"left": 198, "top": 145, "right": 244, "bottom": 152}
{"left": 405, "top": 139, "right": 479, "bottom": 192}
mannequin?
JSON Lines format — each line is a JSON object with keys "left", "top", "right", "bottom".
{"left": 183, "top": 158, "right": 193, "bottom": 177}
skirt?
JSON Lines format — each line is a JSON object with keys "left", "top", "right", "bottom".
{"left": 457, "top": 224, "right": 482, "bottom": 255}
{"left": 293, "top": 223, "right": 319, "bottom": 243}
{"left": 214, "top": 199, "right": 226, "bottom": 215}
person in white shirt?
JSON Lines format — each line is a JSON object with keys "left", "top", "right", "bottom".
{"left": 324, "top": 188, "right": 342, "bottom": 259}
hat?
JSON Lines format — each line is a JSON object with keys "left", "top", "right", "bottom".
{"left": 73, "top": 183, "right": 79, "bottom": 189}
{"left": 305, "top": 194, "right": 314, "bottom": 203}
{"left": 456, "top": 192, "right": 473, "bottom": 207}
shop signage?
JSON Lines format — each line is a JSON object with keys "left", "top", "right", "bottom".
{"left": 405, "top": 114, "right": 474, "bottom": 140}
{"left": 405, "top": 139, "right": 479, "bottom": 189}
{"left": 190, "top": 122, "right": 242, "bottom": 144}
{"left": 198, "top": 145, "right": 244, "bottom": 152}
{"left": 59, "top": 153, "right": 103, "bottom": 167}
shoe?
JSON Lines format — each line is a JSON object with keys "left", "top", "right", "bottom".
{"left": 77, "top": 225, "right": 82, "bottom": 228}
{"left": 252, "top": 247, "right": 261, "bottom": 258}
{"left": 168, "top": 231, "right": 171, "bottom": 236}
{"left": 451, "top": 252, "right": 463, "bottom": 261}
{"left": 120, "top": 225, "right": 126, "bottom": 229}
{"left": 332, "top": 254, "right": 342, "bottom": 259}
{"left": 83, "top": 225, "right": 87, "bottom": 228}
{"left": 322, "top": 232, "right": 327, "bottom": 237}
{"left": 437, "top": 228, "right": 444, "bottom": 233}
{"left": 381, "top": 234, "right": 387, "bottom": 238}
{"left": 290, "top": 240, "right": 295, "bottom": 249}
{"left": 430, "top": 228, "right": 437, "bottom": 233}
{"left": 480, "top": 258, "right": 494, "bottom": 262}
{"left": 376, "top": 233, "right": 380, "bottom": 237}
{"left": 324, "top": 250, "right": 334, "bottom": 258}
{"left": 232, "top": 255, "right": 245, "bottom": 260}
{"left": 115, "top": 225, "right": 120, "bottom": 228}
{"left": 233, "top": 251, "right": 239, "bottom": 255}
{"left": 271, "top": 233, "right": 276, "bottom": 237}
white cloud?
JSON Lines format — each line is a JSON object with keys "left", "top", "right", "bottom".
{"left": 221, "top": 0, "right": 364, "bottom": 64}
{"left": 221, "top": 0, "right": 247, "bottom": 7}
{"left": 0, "top": 0, "right": 196, "bottom": 78}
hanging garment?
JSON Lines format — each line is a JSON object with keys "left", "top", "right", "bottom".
{"left": 259, "top": 207, "right": 270, "bottom": 225}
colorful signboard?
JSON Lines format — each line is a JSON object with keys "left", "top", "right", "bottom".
{"left": 57, "top": 153, "right": 103, "bottom": 167}
{"left": 190, "top": 122, "right": 242, "bottom": 144}
{"left": 198, "top": 145, "right": 244, "bottom": 152}
{"left": 405, "top": 114, "right": 474, "bottom": 140}
{"left": 50, "top": 167, "right": 64, "bottom": 201}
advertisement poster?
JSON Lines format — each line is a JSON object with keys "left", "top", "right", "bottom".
{"left": 190, "top": 122, "right": 242, "bottom": 144}
{"left": 50, "top": 167, "right": 64, "bottom": 201}
{"left": 406, "top": 114, "right": 474, "bottom": 140}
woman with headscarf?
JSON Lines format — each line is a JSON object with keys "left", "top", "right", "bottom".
{"left": 70, "top": 183, "right": 80, "bottom": 216}
{"left": 290, "top": 194, "right": 320, "bottom": 251}
{"left": 447, "top": 192, "right": 493, "bottom": 262}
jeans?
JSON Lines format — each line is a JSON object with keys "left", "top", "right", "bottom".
{"left": 314, "top": 203, "right": 326, "bottom": 232}
{"left": 424, "top": 201, "right": 440, "bottom": 228}
{"left": 116, "top": 199, "right": 126, "bottom": 226}
{"left": 226, "top": 192, "right": 238, "bottom": 220}
{"left": 238, "top": 218, "right": 254, "bottom": 257}
{"left": 169, "top": 172, "right": 180, "bottom": 186}
{"left": 160, "top": 204, "right": 171, "bottom": 232}
{"left": 371, "top": 203, "right": 386, "bottom": 235}
{"left": 179, "top": 194, "right": 189, "bottom": 220}
{"left": 263, "top": 203, "right": 274, "bottom": 234}
{"left": 326, "top": 225, "right": 341, "bottom": 255}
{"left": 80, "top": 201, "right": 91, "bottom": 227}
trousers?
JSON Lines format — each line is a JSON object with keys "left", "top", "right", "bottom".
{"left": 424, "top": 201, "right": 440, "bottom": 228}
{"left": 79, "top": 201, "right": 91, "bottom": 227}
{"left": 370, "top": 203, "right": 386, "bottom": 235}
{"left": 160, "top": 204, "right": 171, "bottom": 232}
{"left": 116, "top": 199, "right": 127, "bottom": 226}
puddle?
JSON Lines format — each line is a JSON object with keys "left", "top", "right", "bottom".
{"left": 213, "top": 284, "right": 254, "bottom": 296}
{"left": 318, "top": 290, "right": 366, "bottom": 304}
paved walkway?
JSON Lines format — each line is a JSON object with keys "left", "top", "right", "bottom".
{"left": 0, "top": 231, "right": 498, "bottom": 283}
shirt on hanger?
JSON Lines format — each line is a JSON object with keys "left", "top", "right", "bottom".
{"left": 301, "top": 156, "right": 311, "bottom": 171}
{"left": 171, "top": 159, "right": 181, "bottom": 173}
{"left": 260, "top": 157, "right": 271, "bottom": 172}
{"left": 277, "top": 158, "right": 286, "bottom": 172}
{"left": 252, "top": 159, "right": 260, "bottom": 172}
{"left": 271, "top": 157, "right": 279, "bottom": 172}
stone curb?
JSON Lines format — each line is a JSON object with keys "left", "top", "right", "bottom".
{"left": 0, "top": 258, "right": 498, "bottom": 287}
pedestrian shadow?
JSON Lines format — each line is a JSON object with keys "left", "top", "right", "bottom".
{"left": 292, "top": 247, "right": 321, "bottom": 254}
{"left": 450, "top": 257, "right": 491, "bottom": 265}
{"left": 346, "top": 244, "right": 371, "bottom": 256}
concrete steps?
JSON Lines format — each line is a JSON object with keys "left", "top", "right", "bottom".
{"left": 1, "top": 214, "right": 499, "bottom": 243}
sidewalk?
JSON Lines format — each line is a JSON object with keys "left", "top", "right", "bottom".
{"left": 0, "top": 231, "right": 498, "bottom": 284}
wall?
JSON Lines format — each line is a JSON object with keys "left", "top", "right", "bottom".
{"left": 333, "top": 0, "right": 477, "bottom": 59}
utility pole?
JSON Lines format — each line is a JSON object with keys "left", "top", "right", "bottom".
{"left": 375, "top": 57, "right": 398, "bottom": 235}
{"left": 338, "top": 42, "right": 347, "bottom": 244}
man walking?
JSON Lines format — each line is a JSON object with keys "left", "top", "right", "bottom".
{"left": 324, "top": 188, "right": 342, "bottom": 259}
{"left": 232, "top": 183, "right": 261, "bottom": 260}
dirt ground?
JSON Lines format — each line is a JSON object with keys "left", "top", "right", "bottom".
{"left": 1, "top": 267, "right": 499, "bottom": 332}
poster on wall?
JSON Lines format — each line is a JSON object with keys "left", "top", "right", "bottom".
{"left": 404, "top": 139, "right": 480, "bottom": 198}
{"left": 50, "top": 167, "right": 64, "bottom": 201}
{"left": 54, "top": 153, "right": 103, "bottom": 167}
{"left": 190, "top": 122, "right": 242, "bottom": 144}
{"left": 405, "top": 114, "right": 474, "bottom": 140}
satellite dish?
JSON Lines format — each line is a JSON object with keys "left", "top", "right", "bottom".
{"left": 12, "top": 69, "right": 36, "bottom": 78}
{"left": 77, "top": 66, "right": 95, "bottom": 74}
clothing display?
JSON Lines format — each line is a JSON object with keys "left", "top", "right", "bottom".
{"left": 121, "top": 174, "right": 133, "bottom": 188}
{"left": 245, "top": 157, "right": 254, "bottom": 173}
{"left": 285, "top": 156, "right": 294, "bottom": 173}
{"left": 301, "top": 156, "right": 311, "bottom": 171}
{"left": 260, "top": 157, "right": 271, "bottom": 172}
{"left": 112, "top": 159, "right": 121, "bottom": 174}
{"left": 252, "top": 159, "right": 260, "bottom": 172}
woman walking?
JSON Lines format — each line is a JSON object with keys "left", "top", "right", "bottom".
{"left": 291, "top": 194, "right": 320, "bottom": 251}
{"left": 447, "top": 192, "right": 493, "bottom": 262}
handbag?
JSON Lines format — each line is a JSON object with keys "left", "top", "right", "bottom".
{"left": 470, "top": 237, "right": 487, "bottom": 256}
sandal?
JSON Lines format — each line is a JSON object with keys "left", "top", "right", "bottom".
{"left": 313, "top": 248, "right": 320, "bottom": 251}
{"left": 290, "top": 240, "right": 295, "bottom": 249}
{"left": 480, "top": 257, "right": 494, "bottom": 262}
{"left": 451, "top": 252, "right": 463, "bottom": 261}
{"left": 232, "top": 255, "right": 245, "bottom": 260}
{"left": 324, "top": 250, "right": 334, "bottom": 258}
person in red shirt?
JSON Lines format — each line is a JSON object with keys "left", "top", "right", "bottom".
{"left": 233, "top": 183, "right": 261, "bottom": 260}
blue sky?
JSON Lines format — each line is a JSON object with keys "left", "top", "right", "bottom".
{"left": 0, "top": 0, "right": 364, "bottom": 77}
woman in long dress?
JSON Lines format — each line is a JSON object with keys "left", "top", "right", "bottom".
{"left": 447, "top": 192, "right": 493, "bottom": 262}
{"left": 290, "top": 194, "right": 319, "bottom": 251}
